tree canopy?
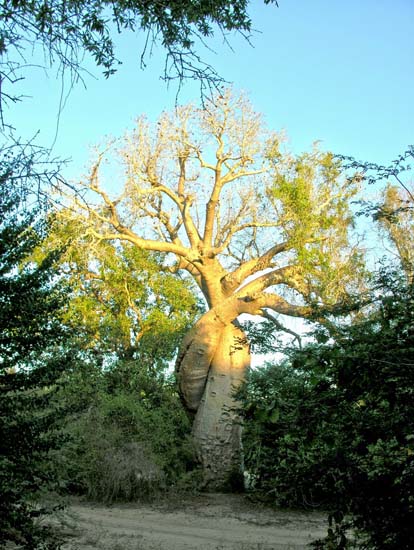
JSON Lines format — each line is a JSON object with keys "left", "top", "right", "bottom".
{"left": 62, "top": 89, "right": 364, "bottom": 321}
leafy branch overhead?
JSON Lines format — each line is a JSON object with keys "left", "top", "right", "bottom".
{"left": 338, "top": 145, "right": 414, "bottom": 201}
{"left": 0, "top": 0, "right": 278, "bottom": 120}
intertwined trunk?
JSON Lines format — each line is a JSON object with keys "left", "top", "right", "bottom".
{"left": 176, "top": 308, "right": 250, "bottom": 489}
{"left": 192, "top": 322, "right": 250, "bottom": 488}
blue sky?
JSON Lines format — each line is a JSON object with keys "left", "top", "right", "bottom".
{"left": 8, "top": 0, "right": 414, "bottom": 184}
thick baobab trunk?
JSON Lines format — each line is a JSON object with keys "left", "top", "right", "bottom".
{"left": 192, "top": 322, "right": 250, "bottom": 489}
{"left": 176, "top": 316, "right": 250, "bottom": 489}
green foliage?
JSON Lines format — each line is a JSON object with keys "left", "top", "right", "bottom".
{"left": 267, "top": 145, "right": 366, "bottom": 307}
{"left": 240, "top": 269, "right": 414, "bottom": 548}
{"left": 375, "top": 184, "right": 414, "bottom": 283}
{"left": 56, "top": 359, "right": 196, "bottom": 503}
{"left": 0, "top": 176, "right": 71, "bottom": 547}
{"left": 240, "top": 360, "right": 346, "bottom": 508}
{"left": 37, "top": 203, "right": 203, "bottom": 504}
{"left": 42, "top": 215, "right": 203, "bottom": 365}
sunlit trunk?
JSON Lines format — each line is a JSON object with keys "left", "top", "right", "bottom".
{"left": 178, "top": 320, "right": 250, "bottom": 489}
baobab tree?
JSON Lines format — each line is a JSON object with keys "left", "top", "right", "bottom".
{"left": 63, "top": 90, "right": 365, "bottom": 488}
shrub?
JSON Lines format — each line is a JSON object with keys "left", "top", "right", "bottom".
{"left": 240, "top": 360, "right": 347, "bottom": 508}
{"left": 240, "top": 271, "right": 414, "bottom": 549}
{"left": 74, "top": 412, "right": 165, "bottom": 502}
{"left": 56, "top": 361, "right": 196, "bottom": 502}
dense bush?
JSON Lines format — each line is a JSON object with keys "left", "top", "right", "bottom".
{"left": 240, "top": 360, "right": 347, "bottom": 508}
{"left": 56, "top": 360, "right": 197, "bottom": 502}
{"left": 240, "top": 270, "right": 414, "bottom": 549}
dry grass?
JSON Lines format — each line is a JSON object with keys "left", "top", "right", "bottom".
{"left": 87, "top": 442, "right": 164, "bottom": 503}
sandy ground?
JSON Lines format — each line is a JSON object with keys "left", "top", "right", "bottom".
{"left": 55, "top": 493, "right": 328, "bottom": 550}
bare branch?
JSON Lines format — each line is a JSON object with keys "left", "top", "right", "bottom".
{"left": 195, "top": 148, "right": 216, "bottom": 172}
{"left": 203, "top": 156, "right": 224, "bottom": 247}
{"left": 84, "top": 224, "right": 190, "bottom": 257}
{"left": 261, "top": 309, "right": 303, "bottom": 349}
{"left": 221, "top": 241, "right": 289, "bottom": 293}
{"left": 221, "top": 166, "right": 266, "bottom": 185}
{"left": 169, "top": 257, "right": 203, "bottom": 290}
{"left": 144, "top": 150, "right": 202, "bottom": 248}
{"left": 214, "top": 220, "right": 282, "bottom": 255}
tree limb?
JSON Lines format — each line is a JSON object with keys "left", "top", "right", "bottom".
{"left": 221, "top": 241, "right": 289, "bottom": 293}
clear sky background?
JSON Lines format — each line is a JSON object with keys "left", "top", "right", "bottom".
{"left": 8, "top": 0, "right": 414, "bottom": 185}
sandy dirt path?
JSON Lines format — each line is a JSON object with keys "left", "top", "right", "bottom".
{"left": 58, "top": 493, "right": 328, "bottom": 550}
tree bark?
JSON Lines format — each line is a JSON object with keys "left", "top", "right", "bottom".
{"left": 178, "top": 320, "right": 250, "bottom": 489}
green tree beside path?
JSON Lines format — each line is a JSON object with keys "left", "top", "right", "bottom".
{"left": 0, "top": 165, "right": 72, "bottom": 548}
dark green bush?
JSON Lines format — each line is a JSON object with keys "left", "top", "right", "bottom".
{"left": 0, "top": 179, "right": 71, "bottom": 548}
{"left": 240, "top": 360, "right": 347, "bottom": 508}
{"left": 240, "top": 271, "right": 414, "bottom": 549}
